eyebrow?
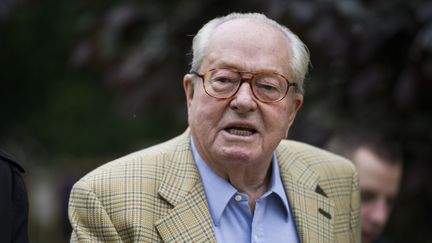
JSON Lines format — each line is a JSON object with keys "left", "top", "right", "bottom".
{"left": 207, "top": 60, "right": 237, "bottom": 70}
{"left": 209, "top": 60, "right": 281, "bottom": 74}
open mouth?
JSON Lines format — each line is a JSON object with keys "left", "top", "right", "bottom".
{"left": 225, "top": 126, "right": 256, "bottom": 137}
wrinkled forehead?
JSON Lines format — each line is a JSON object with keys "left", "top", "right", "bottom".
{"left": 214, "top": 18, "right": 287, "bottom": 37}
{"left": 203, "top": 18, "right": 292, "bottom": 73}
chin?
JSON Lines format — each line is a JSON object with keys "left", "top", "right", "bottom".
{"left": 221, "top": 147, "right": 256, "bottom": 162}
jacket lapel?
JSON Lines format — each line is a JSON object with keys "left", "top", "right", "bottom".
{"left": 277, "top": 145, "right": 335, "bottom": 243}
{"left": 154, "top": 131, "right": 216, "bottom": 242}
{"left": 154, "top": 131, "right": 335, "bottom": 242}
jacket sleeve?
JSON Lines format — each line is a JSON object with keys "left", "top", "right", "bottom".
{"left": 68, "top": 180, "right": 122, "bottom": 243}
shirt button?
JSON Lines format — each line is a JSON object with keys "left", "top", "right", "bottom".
{"left": 234, "top": 194, "right": 242, "bottom": 201}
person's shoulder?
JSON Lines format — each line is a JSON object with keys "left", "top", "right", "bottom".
{"left": 277, "top": 139, "right": 356, "bottom": 174}
{"left": 278, "top": 139, "right": 346, "bottom": 160}
{"left": 77, "top": 131, "right": 189, "bottom": 184}
{"left": 69, "top": 131, "right": 191, "bottom": 204}
{"left": 0, "top": 149, "right": 25, "bottom": 173}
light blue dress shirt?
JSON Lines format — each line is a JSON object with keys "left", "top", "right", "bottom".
{"left": 191, "top": 139, "right": 300, "bottom": 243}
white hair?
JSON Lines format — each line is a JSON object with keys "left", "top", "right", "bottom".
{"left": 190, "top": 12, "right": 310, "bottom": 93}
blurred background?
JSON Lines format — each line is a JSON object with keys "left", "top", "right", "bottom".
{"left": 1, "top": 0, "right": 431, "bottom": 242}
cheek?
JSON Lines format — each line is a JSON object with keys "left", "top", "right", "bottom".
{"left": 360, "top": 202, "right": 376, "bottom": 218}
{"left": 360, "top": 205, "right": 369, "bottom": 223}
{"left": 265, "top": 105, "right": 292, "bottom": 132}
{"left": 189, "top": 96, "right": 224, "bottom": 129}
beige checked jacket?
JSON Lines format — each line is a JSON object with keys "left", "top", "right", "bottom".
{"left": 69, "top": 129, "right": 360, "bottom": 243}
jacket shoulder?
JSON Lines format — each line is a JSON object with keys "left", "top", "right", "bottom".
{"left": 277, "top": 140, "right": 357, "bottom": 176}
{"left": 0, "top": 150, "right": 25, "bottom": 173}
{"left": 76, "top": 131, "right": 188, "bottom": 186}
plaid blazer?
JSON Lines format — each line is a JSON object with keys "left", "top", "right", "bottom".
{"left": 69, "top": 129, "right": 360, "bottom": 243}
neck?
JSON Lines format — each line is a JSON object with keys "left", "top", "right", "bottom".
{"left": 213, "top": 159, "right": 273, "bottom": 212}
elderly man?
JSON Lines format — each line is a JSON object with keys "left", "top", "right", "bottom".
{"left": 69, "top": 13, "right": 360, "bottom": 243}
{"left": 325, "top": 129, "right": 403, "bottom": 243}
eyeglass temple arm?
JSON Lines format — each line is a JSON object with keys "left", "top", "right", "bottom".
{"left": 190, "top": 71, "right": 203, "bottom": 78}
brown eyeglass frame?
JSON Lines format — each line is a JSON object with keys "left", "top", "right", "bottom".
{"left": 191, "top": 68, "right": 297, "bottom": 103}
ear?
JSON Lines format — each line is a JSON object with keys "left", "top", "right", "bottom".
{"left": 183, "top": 74, "right": 195, "bottom": 112}
{"left": 287, "top": 93, "right": 303, "bottom": 127}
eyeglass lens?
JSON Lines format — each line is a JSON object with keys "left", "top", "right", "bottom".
{"left": 204, "top": 69, "right": 289, "bottom": 102}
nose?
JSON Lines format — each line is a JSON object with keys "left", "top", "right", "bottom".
{"left": 369, "top": 199, "right": 389, "bottom": 227}
{"left": 230, "top": 82, "right": 257, "bottom": 113}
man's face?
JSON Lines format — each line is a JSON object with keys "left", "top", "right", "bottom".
{"left": 353, "top": 147, "right": 402, "bottom": 243}
{"left": 184, "top": 19, "right": 303, "bottom": 174}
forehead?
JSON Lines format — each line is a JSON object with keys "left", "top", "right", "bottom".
{"left": 202, "top": 18, "right": 292, "bottom": 73}
{"left": 353, "top": 147, "right": 402, "bottom": 196}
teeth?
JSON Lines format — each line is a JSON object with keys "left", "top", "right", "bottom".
{"left": 228, "top": 128, "right": 253, "bottom": 136}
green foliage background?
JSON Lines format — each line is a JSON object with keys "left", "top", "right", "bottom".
{"left": 1, "top": 0, "right": 431, "bottom": 242}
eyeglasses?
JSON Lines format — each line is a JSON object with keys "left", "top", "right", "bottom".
{"left": 191, "top": 68, "right": 297, "bottom": 103}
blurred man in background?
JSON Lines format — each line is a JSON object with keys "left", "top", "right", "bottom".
{"left": 325, "top": 129, "right": 403, "bottom": 243}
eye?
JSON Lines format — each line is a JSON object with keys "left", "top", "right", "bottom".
{"left": 213, "top": 76, "right": 236, "bottom": 83}
{"left": 255, "top": 77, "right": 281, "bottom": 92}
{"left": 360, "top": 190, "right": 377, "bottom": 203}
{"left": 209, "top": 69, "right": 239, "bottom": 84}
{"left": 256, "top": 83, "right": 278, "bottom": 91}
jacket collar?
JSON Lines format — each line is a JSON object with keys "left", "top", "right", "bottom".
{"left": 155, "top": 129, "right": 217, "bottom": 242}
{"left": 155, "top": 130, "right": 334, "bottom": 243}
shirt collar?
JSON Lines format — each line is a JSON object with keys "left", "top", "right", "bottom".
{"left": 266, "top": 151, "right": 290, "bottom": 221}
{"left": 191, "top": 138, "right": 290, "bottom": 225}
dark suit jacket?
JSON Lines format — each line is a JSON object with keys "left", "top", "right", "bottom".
{"left": 0, "top": 150, "right": 29, "bottom": 243}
